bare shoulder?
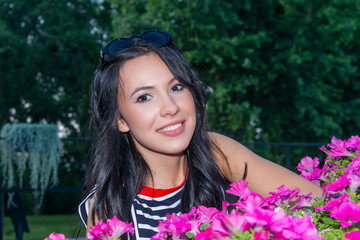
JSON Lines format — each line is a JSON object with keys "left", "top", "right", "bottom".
{"left": 209, "top": 132, "right": 270, "bottom": 182}
{"left": 209, "top": 132, "right": 250, "bottom": 183}
{"left": 209, "top": 132, "right": 322, "bottom": 198}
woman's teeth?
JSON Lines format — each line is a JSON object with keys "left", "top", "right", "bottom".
{"left": 158, "top": 123, "right": 182, "bottom": 132}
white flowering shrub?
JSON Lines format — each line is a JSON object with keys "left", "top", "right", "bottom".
{"left": 0, "top": 123, "right": 61, "bottom": 207}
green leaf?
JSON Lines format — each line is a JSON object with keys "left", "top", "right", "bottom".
{"left": 322, "top": 217, "right": 340, "bottom": 226}
{"left": 185, "top": 231, "right": 195, "bottom": 239}
{"left": 323, "top": 228, "right": 346, "bottom": 240}
{"left": 200, "top": 223, "right": 210, "bottom": 231}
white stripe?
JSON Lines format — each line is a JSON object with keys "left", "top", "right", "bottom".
{"left": 78, "top": 185, "right": 99, "bottom": 227}
{"left": 131, "top": 204, "right": 140, "bottom": 240}
{"left": 134, "top": 198, "right": 181, "bottom": 211}
{"left": 222, "top": 186, "right": 225, "bottom": 200}
{"left": 85, "top": 199, "right": 90, "bottom": 215}
{"left": 78, "top": 195, "right": 93, "bottom": 226}
{"left": 139, "top": 238, "right": 151, "bottom": 240}
{"left": 138, "top": 223, "right": 159, "bottom": 232}
{"left": 135, "top": 209, "right": 167, "bottom": 221}
{"left": 137, "top": 186, "right": 184, "bottom": 201}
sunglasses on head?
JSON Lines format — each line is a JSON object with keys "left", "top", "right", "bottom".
{"left": 100, "top": 29, "right": 172, "bottom": 60}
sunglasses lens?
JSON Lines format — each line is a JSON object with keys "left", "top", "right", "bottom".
{"left": 101, "top": 30, "right": 171, "bottom": 59}
{"left": 106, "top": 38, "right": 133, "bottom": 56}
{"left": 141, "top": 31, "right": 170, "bottom": 47}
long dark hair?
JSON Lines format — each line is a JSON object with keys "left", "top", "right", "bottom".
{"left": 84, "top": 41, "right": 229, "bottom": 226}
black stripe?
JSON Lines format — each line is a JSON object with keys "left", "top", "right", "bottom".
{"left": 133, "top": 187, "right": 183, "bottom": 239}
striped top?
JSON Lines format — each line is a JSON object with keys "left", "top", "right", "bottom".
{"left": 132, "top": 180, "right": 185, "bottom": 240}
{"left": 78, "top": 178, "right": 226, "bottom": 240}
{"left": 78, "top": 179, "right": 185, "bottom": 240}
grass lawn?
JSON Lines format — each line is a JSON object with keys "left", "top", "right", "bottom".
{"left": 4, "top": 214, "right": 86, "bottom": 240}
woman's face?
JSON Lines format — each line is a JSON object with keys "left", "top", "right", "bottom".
{"left": 117, "top": 53, "right": 196, "bottom": 158}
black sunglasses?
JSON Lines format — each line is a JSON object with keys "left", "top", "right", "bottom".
{"left": 100, "top": 29, "right": 172, "bottom": 60}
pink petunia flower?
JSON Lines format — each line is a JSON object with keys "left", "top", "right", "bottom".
{"left": 87, "top": 220, "right": 109, "bottom": 240}
{"left": 345, "top": 171, "right": 360, "bottom": 192}
{"left": 197, "top": 206, "right": 221, "bottom": 223}
{"left": 282, "top": 214, "right": 323, "bottom": 240}
{"left": 290, "top": 192, "right": 313, "bottom": 211}
{"left": 266, "top": 185, "right": 299, "bottom": 208}
{"left": 323, "top": 175, "right": 349, "bottom": 198}
{"left": 44, "top": 233, "right": 69, "bottom": 240}
{"left": 347, "top": 154, "right": 360, "bottom": 172}
{"left": 222, "top": 200, "right": 230, "bottom": 212}
{"left": 234, "top": 192, "right": 268, "bottom": 212}
{"left": 330, "top": 200, "right": 360, "bottom": 228}
{"left": 328, "top": 136, "right": 345, "bottom": 149}
{"left": 178, "top": 207, "right": 208, "bottom": 235}
{"left": 150, "top": 230, "right": 169, "bottom": 240}
{"left": 346, "top": 135, "right": 360, "bottom": 151}
{"left": 211, "top": 210, "right": 247, "bottom": 238}
{"left": 107, "top": 216, "right": 134, "bottom": 237}
{"left": 296, "top": 156, "right": 323, "bottom": 184}
{"left": 253, "top": 230, "right": 270, "bottom": 240}
{"left": 319, "top": 145, "right": 331, "bottom": 156}
{"left": 328, "top": 137, "right": 354, "bottom": 158}
{"left": 194, "top": 226, "right": 223, "bottom": 240}
{"left": 315, "top": 192, "right": 349, "bottom": 212}
{"left": 242, "top": 205, "right": 273, "bottom": 232}
{"left": 227, "top": 180, "right": 269, "bottom": 211}
{"left": 226, "top": 179, "right": 252, "bottom": 198}
{"left": 187, "top": 218, "right": 205, "bottom": 235}
{"left": 297, "top": 156, "right": 321, "bottom": 172}
{"left": 156, "top": 212, "right": 192, "bottom": 239}
{"left": 344, "top": 229, "right": 360, "bottom": 240}
{"left": 268, "top": 208, "right": 293, "bottom": 235}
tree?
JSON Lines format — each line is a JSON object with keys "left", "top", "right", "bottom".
{"left": 107, "top": 0, "right": 360, "bottom": 144}
{"left": 0, "top": 0, "right": 111, "bottom": 135}
{"left": 0, "top": 0, "right": 112, "bottom": 214}
{"left": 248, "top": 0, "right": 360, "bottom": 142}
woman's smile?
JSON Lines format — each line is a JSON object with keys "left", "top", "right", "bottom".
{"left": 157, "top": 121, "right": 185, "bottom": 136}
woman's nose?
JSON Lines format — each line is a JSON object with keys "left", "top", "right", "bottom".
{"left": 159, "top": 94, "right": 180, "bottom": 117}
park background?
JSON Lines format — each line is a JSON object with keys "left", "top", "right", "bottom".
{"left": 0, "top": 0, "right": 359, "bottom": 239}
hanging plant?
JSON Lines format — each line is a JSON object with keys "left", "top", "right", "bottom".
{"left": 0, "top": 123, "right": 61, "bottom": 207}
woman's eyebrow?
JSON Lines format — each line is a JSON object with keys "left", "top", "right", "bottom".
{"left": 130, "top": 77, "right": 176, "bottom": 97}
{"left": 168, "top": 77, "right": 176, "bottom": 85}
{"left": 130, "top": 86, "right": 154, "bottom": 98}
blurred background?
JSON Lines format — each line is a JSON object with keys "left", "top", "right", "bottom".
{"left": 0, "top": 0, "right": 359, "bottom": 239}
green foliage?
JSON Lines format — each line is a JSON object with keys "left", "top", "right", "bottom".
{"left": 323, "top": 228, "right": 348, "bottom": 240}
{"left": 106, "top": 0, "right": 360, "bottom": 143}
{"left": 1, "top": 0, "right": 358, "bottom": 142}
{"left": 0, "top": 0, "right": 109, "bottom": 135}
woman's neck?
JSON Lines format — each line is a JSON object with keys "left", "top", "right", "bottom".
{"left": 143, "top": 152, "right": 187, "bottom": 189}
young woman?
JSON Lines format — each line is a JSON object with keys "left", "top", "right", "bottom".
{"left": 79, "top": 30, "right": 322, "bottom": 240}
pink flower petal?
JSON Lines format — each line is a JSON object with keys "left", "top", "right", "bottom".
{"left": 44, "top": 233, "right": 68, "bottom": 240}
{"left": 107, "top": 216, "right": 134, "bottom": 237}
{"left": 344, "top": 229, "right": 360, "bottom": 240}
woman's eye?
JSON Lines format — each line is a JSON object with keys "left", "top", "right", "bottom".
{"left": 136, "top": 94, "right": 151, "bottom": 103}
{"left": 171, "top": 84, "right": 184, "bottom": 92}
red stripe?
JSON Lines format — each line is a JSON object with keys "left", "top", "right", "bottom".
{"left": 139, "top": 173, "right": 187, "bottom": 198}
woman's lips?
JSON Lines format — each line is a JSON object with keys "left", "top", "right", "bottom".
{"left": 157, "top": 121, "right": 185, "bottom": 136}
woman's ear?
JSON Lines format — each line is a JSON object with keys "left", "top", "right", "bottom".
{"left": 117, "top": 117, "right": 130, "bottom": 133}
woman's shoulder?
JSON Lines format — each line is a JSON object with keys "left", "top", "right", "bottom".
{"left": 209, "top": 132, "right": 246, "bottom": 149}
{"left": 208, "top": 132, "right": 252, "bottom": 160}
{"left": 208, "top": 132, "right": 323, "bottom": 198}
{"left": 208, "top": 132, "right": 248, "bottom": 182}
